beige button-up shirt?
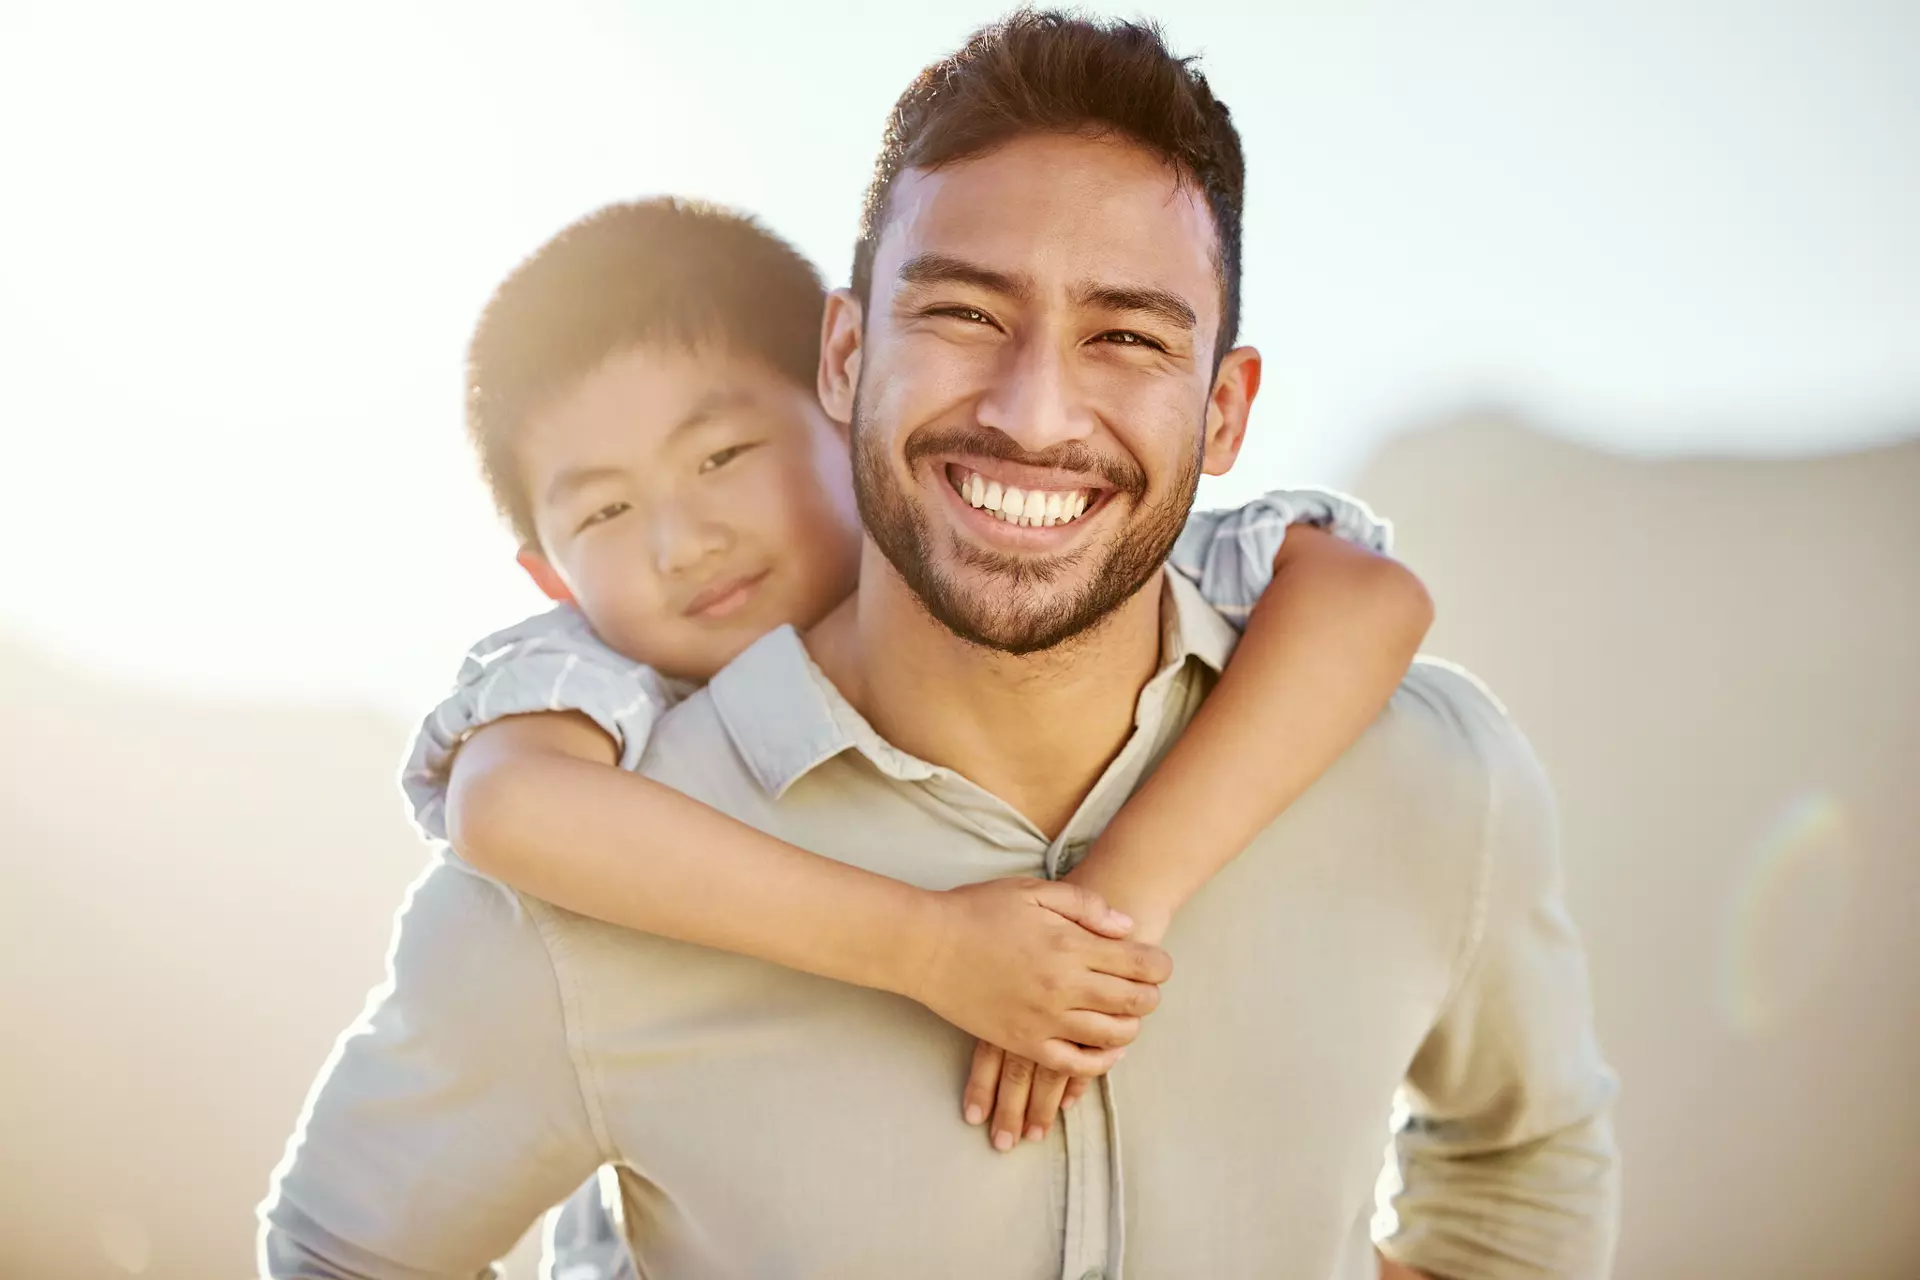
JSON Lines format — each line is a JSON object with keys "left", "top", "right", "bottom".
{"left": 261, "top": 574, "right": 1619, "bottom": 1280}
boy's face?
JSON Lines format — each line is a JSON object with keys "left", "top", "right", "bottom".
{"left": 516, "top": 344, "right": 861, "bottom": 682}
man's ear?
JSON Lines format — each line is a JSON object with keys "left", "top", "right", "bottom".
{"left": 817, "top": 288, "right": 864, "bottom": 435}
{"left": 1201, "top": 345, "right": 1262, "bottom": 477}
{"left": 515, "top": 547, "right": 574, "bottom": 604}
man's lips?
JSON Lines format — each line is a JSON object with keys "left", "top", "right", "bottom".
{"left": 941, "top": 461, "right": 1109, "bottom": 530}
{"left": 933, "top": 462, "right": 1116, "bottom": 548}
{"left": 682, "top": 569, "right": 771, "bottom": 621}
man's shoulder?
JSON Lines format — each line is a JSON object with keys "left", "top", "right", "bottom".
{"left": 1318, "top": 656, "right": 1547, "bottom": 857}
{"left": 1388, "top": 657, "right": 1522, "bottom": 763}
{"left": 1373, "top": 657, "right": 1560, "bottom": 898}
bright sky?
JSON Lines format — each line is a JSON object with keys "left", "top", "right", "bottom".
{"left": 2, "top": 0, "right": 1915, "bottom": 716}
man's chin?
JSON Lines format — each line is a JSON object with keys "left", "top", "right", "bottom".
{"left": 911, "top": 558, "right": 1112, "bottom": 656}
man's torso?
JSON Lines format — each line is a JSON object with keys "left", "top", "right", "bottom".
{"left": 533, "top": 608, "right": 1498, "bottom": 1280}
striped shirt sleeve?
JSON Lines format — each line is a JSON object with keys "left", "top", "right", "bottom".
{"left": 1167, "top": 487, "right": 1394, "bottom": 632}
{"left": 399, "top": 606, "right": 680, "bottom": 842}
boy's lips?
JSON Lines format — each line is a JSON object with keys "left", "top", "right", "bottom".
{"left": 682, "top": 569, "right": 771, "bottom": 621}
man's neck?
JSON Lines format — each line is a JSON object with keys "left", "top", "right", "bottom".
{"left": 808, "top": 542, "right": 1165, "bottom": 840}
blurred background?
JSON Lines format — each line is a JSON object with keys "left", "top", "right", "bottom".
{"left": 1, "top": 1, "right": 1915, "bottom": 1277}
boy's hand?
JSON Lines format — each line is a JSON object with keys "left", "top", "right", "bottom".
{"left": 962, "top": 1041, "right": 1097, "bottom": 1151}
{"left": 905, "top": 878, "right": 1171, "bottom": 1076}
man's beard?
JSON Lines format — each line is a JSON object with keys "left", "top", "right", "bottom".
{"left": 850, "top": 390, "right": 1203, "bottom": 655}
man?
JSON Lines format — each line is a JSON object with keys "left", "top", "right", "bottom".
{"left": 261, "top": 13, "right": 1618, "bottom": 1279}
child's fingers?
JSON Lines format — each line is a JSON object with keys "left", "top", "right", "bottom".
{"left": 1024, "top": 1067, "right": 1070, "bottom": 1141}
{"left": 962, "top": 1039, "right": 1001, "bottom": 1127}
{"left": 1031, "top": 881, "right": 1133, "bottom": 938}
{"left": 1034, "top": 1039, "right": 1124, "bottom": 1077}
{"left": 1054, "top": 1009, "right": 1141, "bottom": 1051}
{"left": 1061, "top": 1075, "right": 1091, "bottom": 1111}
{"left": 990, "top": 1055, "right": 1036, "bottom": 1153}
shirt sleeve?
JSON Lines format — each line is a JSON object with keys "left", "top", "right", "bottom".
{"left": 1374, "top": 666, "right": 1622, "bottom": 1280}
{"left": 1166, "top": 487, "right": 1394, "bottom": 633}
{"left": 257, "top": 855, "right": 608, "bottom": 1279}
{"left": 400, "top": 606, "right": 677, "bottom": 842}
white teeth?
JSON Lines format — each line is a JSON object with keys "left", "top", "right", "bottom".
{"left": 957, "top": 469, "right": 1092, "bottom": 529}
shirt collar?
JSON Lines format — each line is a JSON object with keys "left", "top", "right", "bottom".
{"left": 707, "top": 569, "right": 1236, "bottom": 799}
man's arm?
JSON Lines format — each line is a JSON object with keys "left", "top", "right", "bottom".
{"left": 1375, "top": 668, "right": 1621, "bottom": 1280}
{"left": 257, "top": 856, "right": 605, "bottom": 1279}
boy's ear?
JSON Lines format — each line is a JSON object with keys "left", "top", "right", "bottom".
{"left": 1201, "top": 345, "right": 1262, "bottom": 477}
{"left": 817, "top": 288, "right": 864, "bottom": 434}
{"left": 516, "top": 547, "right": 575, "bottom": 604}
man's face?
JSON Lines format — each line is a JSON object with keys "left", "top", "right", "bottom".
{"left": 517, "top": 345, "right": 861, "bottom": 682}
{"left": 840, "top": 131, "right": 1248, "bottom": 654}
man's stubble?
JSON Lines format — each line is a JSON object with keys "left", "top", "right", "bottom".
{"left": 848, "top": 383, "right": 1204, "bottom": 656}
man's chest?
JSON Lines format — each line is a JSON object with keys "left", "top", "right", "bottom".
{"left": 549, "top": 796, "right": 1467, "bottom": 1280}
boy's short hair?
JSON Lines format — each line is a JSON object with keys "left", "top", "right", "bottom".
{"left": 852, "top": 11, "right": 1246, "bottom": 363}
{"left": 466, "top": 198, "right": 827, "bottom": 545}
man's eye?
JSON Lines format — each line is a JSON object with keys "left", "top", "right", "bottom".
{"left": 929, "top": 306, "right": 995, "bottom": 327}
{"left": 699, "top": 442, "right": 760, "bottom": 474}
{"left": 1095, "top": 330, "right": 1164, "bottom": 351}
{"left": 577, "top": 501, "right": 631, "bottom": 532}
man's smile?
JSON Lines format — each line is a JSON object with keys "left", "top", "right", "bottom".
{"left": 934, "top": 460, "right": 1115, "bottom": 552}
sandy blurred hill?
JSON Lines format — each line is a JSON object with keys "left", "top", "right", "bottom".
{"left": 1, "top": 423, "right": 1915, "bottom": 1279}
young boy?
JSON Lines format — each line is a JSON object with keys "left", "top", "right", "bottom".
{"left": 402, "top": 198, "right": 1429, "bottom": 1223}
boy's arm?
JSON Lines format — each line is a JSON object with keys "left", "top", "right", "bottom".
{"left": 1066, "top": 525, "right": 1433, "bottom": 939}
{"left": 967, "top": 516, "right": 1431, "bottom": 1151}
{"left": 447, "top": 713, "right": 1166, "bottom": 1075}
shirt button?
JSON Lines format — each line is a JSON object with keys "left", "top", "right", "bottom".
{"left": 1078, "top": 1270, "right": 1105, "bottom": 1280}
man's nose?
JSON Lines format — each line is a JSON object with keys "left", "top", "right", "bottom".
{"left": 975, "top": 333, "right": 1093, "bottom": 454}
{"left": 651, "top": 503, "right": 731, "bottom": 576}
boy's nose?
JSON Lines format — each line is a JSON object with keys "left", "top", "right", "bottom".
{"left": 652, "top": 508, "right": 731, "bottom": 576}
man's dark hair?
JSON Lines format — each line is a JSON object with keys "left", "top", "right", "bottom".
{"left": 466, "top": 198, "right": 826, "bottom": 545}
{"left": 852, "top": 10, "right": 1246, "bottom": 360}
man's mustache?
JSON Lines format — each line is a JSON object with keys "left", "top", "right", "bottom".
{"left": 903, "top": 425, "right": 1148, "bottom": 499}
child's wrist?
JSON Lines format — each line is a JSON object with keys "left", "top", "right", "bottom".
{"left": 1062, "top": 863, "right": 1177, "bottom": 944}
{"left": 868, "top": 883, "right": 948, "bottom": 1000}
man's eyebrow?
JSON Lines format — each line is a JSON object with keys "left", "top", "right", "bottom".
{"left": 1073, "top": 282, "right": 1198, "bottom": 332}
{"left": 896, "top": 252, "right": 1032, "bottom": 301}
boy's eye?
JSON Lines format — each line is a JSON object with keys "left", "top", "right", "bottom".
{"left": 699, "top": 442, "right": 760, "bottom": 474}
{"left": 577, "top": 501, "right": 631, "bottom": 533}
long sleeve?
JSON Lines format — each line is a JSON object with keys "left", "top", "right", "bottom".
{"left": 257, "top": 856, "right": 608, "bottom": 1279}
{"left": 1376, "top": 673, "right": 1621, "bottom": 1279}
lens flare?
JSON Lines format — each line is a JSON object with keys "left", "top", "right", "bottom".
{"left": 1718, "top": 789, "right": 1855, "bottom": 1035}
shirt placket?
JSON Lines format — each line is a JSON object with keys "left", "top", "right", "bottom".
{"left": 1044, "top": 670, "right": 1185, "bottom": 1280}
{"left": 862, "top": 667, "right": 1191, "bottom": 1280}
